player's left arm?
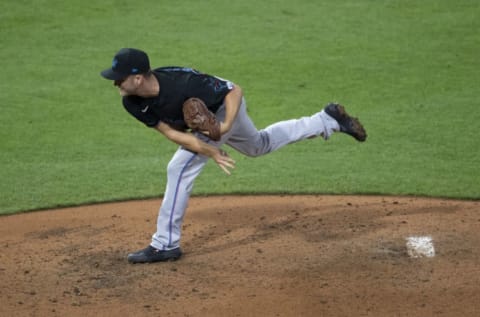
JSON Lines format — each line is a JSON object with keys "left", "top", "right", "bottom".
{"left": 154, "top": 122, "right": 235, "bottom": 174}
{"left": 220, "top": 84, "right": 243, "bottom": 135}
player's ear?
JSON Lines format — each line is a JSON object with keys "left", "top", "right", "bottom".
{"left": 133, "top": 74, "right": 144, "bottom": 86}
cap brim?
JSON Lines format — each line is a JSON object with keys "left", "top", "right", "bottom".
{"left": 100, "top": 68, "right": 125, "bottom": 80}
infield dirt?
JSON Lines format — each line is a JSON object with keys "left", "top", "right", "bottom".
{"left": 1, "top": 195, "right": 479, "bottom": 316}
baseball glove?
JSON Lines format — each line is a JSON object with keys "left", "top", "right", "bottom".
{"left": 182, "top": 97, "right": 221, "bottom": 141}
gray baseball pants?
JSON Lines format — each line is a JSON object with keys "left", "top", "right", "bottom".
{"left": 151, "top": 98, "right": 339, "bottom": 250}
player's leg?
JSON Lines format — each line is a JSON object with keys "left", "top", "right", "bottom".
{"left": 224, "top": 98, "right": 341, "bottom": 157}
{"left": 127, "top": 147, "right": 209, "bottom": 263}
{"left": 152, "top": 148, "right": 209, "bottom": 249}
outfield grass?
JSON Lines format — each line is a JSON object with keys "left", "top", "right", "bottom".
{"left": 1, "top": 0, "right": 479, "bottom": 214}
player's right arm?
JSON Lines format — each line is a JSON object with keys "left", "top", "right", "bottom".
{"left": 154, "top": 122, "right": 235, "bottom": 175}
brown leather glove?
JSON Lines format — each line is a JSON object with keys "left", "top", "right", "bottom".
{"left": 182, "top": 97, "right": 221, "bottom": 141}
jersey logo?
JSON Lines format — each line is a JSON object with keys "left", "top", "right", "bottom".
{"left": 141, "top": 105, "right": 149, "bottom": 113}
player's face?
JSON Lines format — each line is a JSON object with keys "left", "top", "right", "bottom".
{"left": 114, "top": 75, "right": 139, "bottom": 96}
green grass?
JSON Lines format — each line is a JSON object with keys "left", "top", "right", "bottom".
{"left": 1, "top": 0, "right": 479, "bottom": 214}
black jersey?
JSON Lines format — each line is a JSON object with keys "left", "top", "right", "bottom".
{"left": 123, "top": 67, "right": 234, "bottom": 129}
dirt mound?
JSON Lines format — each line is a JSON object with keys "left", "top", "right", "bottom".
{"left": 1, "top": 195, "right": 479, "bottom": 316}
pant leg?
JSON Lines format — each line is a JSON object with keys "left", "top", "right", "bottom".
{"left": 226, "top": 98, "right": 340, "bottom": 157}
{"left": 150, "top": 111, "right": 230, "bottom": 250}
{"left": 150, "top": 98, "right": 339, "bottom": 250}
{"left": 151, "top": 147, "right": 209, "bottom": 250}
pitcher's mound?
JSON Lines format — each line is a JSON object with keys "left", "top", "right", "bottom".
{"left": 1, "top": 195, "right": 479, "bottom": 316}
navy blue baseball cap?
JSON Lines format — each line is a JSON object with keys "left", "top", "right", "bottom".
{"left": 101, "top": 48, "right": 150, "bottom": 80}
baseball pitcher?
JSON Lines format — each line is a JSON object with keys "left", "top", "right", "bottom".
{"left": 100, "top": 48, "right": 367, "bottom": 263}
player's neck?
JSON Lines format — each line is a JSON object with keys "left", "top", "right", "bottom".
{"left": 137, "top": 75, "right": 160, "bottom": 98}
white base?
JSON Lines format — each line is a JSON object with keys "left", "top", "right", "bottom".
{"left": 405, "top": 236, "right": 435, "bottom": 258}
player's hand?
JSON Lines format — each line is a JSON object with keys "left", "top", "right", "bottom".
{"left": 199, "top": 122, "right": 227, "bottom": 138}
{"left": 213, "top": 149, "right": 235, "bottom": 175}
{"left": 219, "top": 122, "right": 231, "bottom": 135}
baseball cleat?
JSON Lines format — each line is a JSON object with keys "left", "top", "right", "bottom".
{"left": 127, "top": 245, "right": 182, "bottom": 264}
{"left": 324, "top": 103, "right": 367, "bottom": 142}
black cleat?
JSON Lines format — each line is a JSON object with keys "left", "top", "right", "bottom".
{"left": 324, "top": 103, "right": 367, "bottom": 142}
{"left": 127, "top": 245, "right": 182, "bottom": 264}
